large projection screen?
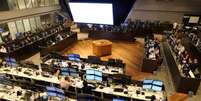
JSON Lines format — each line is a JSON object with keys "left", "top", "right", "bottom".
{"left": 69, "top": 3, "right": 114, "bottom": 25}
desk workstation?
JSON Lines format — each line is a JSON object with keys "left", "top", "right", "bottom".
{"left": 142, "top": 37, "right": 162, "bottom": 73}
{"left": 0, "top": 58, "right": 166, "bottom": 101}
{"left": 163, "top": 32, "right": 201, "bottom": 94}
{"left": 0, "top": 24, "right": 77, "bottom": 60}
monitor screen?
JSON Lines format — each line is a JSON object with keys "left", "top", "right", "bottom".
{"left": 86, "top": 69, "right": 94, "bottom": 75}
{"left": 189, "top": 16, "right": 200, "bottom": 23}
{"left": 57, "top": 94, "right": 65, "bottom": 99}
{"left": 152, "top": 85, "right": 162, "bottom": 92}
{"left": 113, "top": 98, "right": 126, "bottom": 101}
{"left": 95, "top": 76, "right": 102, "bottom": 81}
{"left": 143, "top": 80, "right": 153, "bottom": 84}
{"left": 55, "top": 88, "right": 64, "bottom": 94}
{"left": 86, "top": 75, "right": 95, "bottom": 80}
{"left": 153, "top": 80, "right": 163, "bottom": 86}
{"left": 47, "top": 92, "right": 57, "bottom": 96}
{"left": 46, "top": 87, "right": 56, "bottom": 91}
{"left": 61, "top": 72, "right": 69, "bottom": 76}
{"left": 69, "top": 2, "right": 114, "bottom": 25}
{"left": 69, "top": 68, "right": 77, "bottom": 73}
{"left": 70, "top": 72, "right": 78, "bottom": 77}
{"left": 142, "top": 84, "right": 152, "bottom": 89}
{"left": 94, "top": 70, "right": 102, "bottom": 77}
{"left": 61, "top": 68, "right": 68, "bottom": 72}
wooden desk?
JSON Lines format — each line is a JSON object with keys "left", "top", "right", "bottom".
{"left": 92, "top": 40, "right": 112, "bottom": 56}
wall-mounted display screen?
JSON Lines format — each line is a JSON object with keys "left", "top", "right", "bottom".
{"left": 69, "top": 2, "right": 114, "bottom": 25}
{"left": 189, "top": 16, "right": 200, "bottom": 24}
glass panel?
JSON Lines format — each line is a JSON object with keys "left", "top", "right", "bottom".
{"left": 16, "top": 20, "right": 25, "bottom": 33}
{"left": 45, "top": 0, "right": 50, "bottom": 6}
{"left": 7, "top": 0, "right": 18, "bottom": 10}
{"left": 29, "top": 18, "right": 37, "bottom": 31}
{"left": 31, "top": 0, "right": 38, "bottom": 7}
{"left": 23, "top": 19, "right": 31, "bottom": 32}
{"left": 7, "top": 22, "right": 17, "bottom": 39}
{"left": 54, "top": 0, "right": 59, "bottom": 5}
{"left": 38, "top": 0, "right": 45, "bottom": 7}
{"left": 25, "top": 0, "right": 33, "bottom": 8}
{"left": 35, "top": 16, "right": 42, "bottom": 28}
{"left": 0, "top": 23, "right": 9, "bottom": 43}
{"left": 17, "top": 0, "right": 26, "bottom": 9}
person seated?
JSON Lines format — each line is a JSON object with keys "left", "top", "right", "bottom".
{"left": 60, "top": 76, "right": 71, "bottom": 91}
{"left": 82, "top": 80, "right": 95, "bottom": 94}
{"left": 181, "top": 51, "right": 190, "bottom": 64}
{"left": 182, "top": 63, "right": 190, "bottom": 77}
{"left": 0, "top": 46, "right": 7, "bottom": 53}
{"left": 190, "top": 59, "right": 199, "bottom": 72}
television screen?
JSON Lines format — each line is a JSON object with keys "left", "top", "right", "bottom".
{"left": 86, "top": 75, "right": 95, "bottom": 80}
{"left": 95, "top": 76, "right": 102, "bottom": 81}
{"left": 143, "top": 80, "right": 153, "bottom": 84}
{"left": 152, "top": 85, "right": 162, "bottom": 92}
{"left": 69, "top": 2, "right": 114, "bottom": 25}
{"left": 94, "top": 70, "right": 102, "bottom": 77}
{"left": 153, "top": 80, "right": 163, "bottom": 86}
{"left": 142, "top": 84, "right": 152, "bottom": 89}
{"left": 86, "top": 69, "right": 94, "bottom": 75}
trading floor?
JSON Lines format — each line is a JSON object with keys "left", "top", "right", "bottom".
{"left": 1, "top": 0, "right": 201, "bottom": 101}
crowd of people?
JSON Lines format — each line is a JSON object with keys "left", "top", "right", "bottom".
{"left": 167, "top": 34, "right": 200, "bottom": 78}
{"left": 144, "top": 38, "right": 160, "bottom": 60}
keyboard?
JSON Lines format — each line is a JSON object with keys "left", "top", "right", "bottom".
{"left": 113, "top": 88, "right": 124, "bottom": 92}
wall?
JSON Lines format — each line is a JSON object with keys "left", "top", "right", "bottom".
{"left": 0, "top": 6, "right": 60, "bottom": 23}
{"left": 127, "top": 0, "right": 201, "bottom": 23}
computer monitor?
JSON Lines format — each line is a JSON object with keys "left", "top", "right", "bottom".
{"left": 113, "top": 98, "right": 126, "bottom": 101}
{"left": 153, "top": 80, "right": 163, "bottom": 86}
{"left": 46, "top": 86, "right": 56, "bottom": 91}
{"left": 57, "top": 94, "right": 65, "bottom": 100}
{"left": 70, "top": 72, "right": 78, "bottom": 77}
{"left": 61, "top": 67, "right": 68, "bottom": 72}
{"left": 47, "top": 92, "right": 57, "bottom": 96}
{"left": 55, "top": 88, "right": 64, "bottom": 94}
{"left": 61, "top": 72, "right": 69, "bottom": 76}
{"left": 86, "top": 75, "right": 95, "bottom": 80}
{"left": 152, "top": 85, "right": 162, "bottom": 92}
{"left": 69, "top": 68, "right": 77, "bottom": 72}
{"left": 95, "top": 76, "right": 102, "bottom": 82}
{"left": 86, "top": 69, "right": 95, "bottom": 75}
{"left": 94, "top": 70, "right": 102, "bottom": 77}
{"left": 142, "top": 84, "right": 152, "bottom": 89}
{"left": 143, "top": 80, "right": 153, "bottom": 84}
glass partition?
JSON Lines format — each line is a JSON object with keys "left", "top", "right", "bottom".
{"left": 23, "top": 19, "right": 31, "bottom": 32}
{"left": 17, "top": 0, "right": 26, "bottom": 10}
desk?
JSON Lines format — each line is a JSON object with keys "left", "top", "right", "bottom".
{"left": 0, "top": 66, "right": 165, "bottom": 101}
{"left": 0, "top": 83, "right": 35, "bottom": 101}
{"left": 44, "top": 59, "right": 124, "bottom": 75}
{"left": 163, "top": 41, "right": 201, "bottom": 94}
{"left": 92, "top": 40, "right": 112, "bottom": 56}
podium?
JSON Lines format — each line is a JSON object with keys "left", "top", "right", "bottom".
{"left": 92, "top": 40, "right": 112, "bottom": 57}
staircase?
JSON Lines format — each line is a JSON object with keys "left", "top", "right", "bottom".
{"left": 71, "top": 24, "right": 89, "bottom": 40}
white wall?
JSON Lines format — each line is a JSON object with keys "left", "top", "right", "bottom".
{"left": 127, "top": 0, "right": 201, "bottom": 23}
